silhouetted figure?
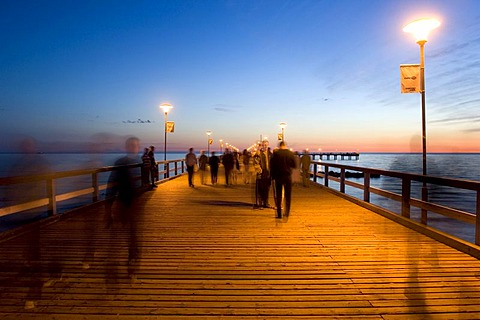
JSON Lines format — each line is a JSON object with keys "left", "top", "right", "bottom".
{"left": 208, "top": 152, "right": 220, "bottom": 184}
{"left": 292, "top": 151, "right": 301, "bottom": 185}
{"left": 148, "top": 145, "right": 158, "bottom": 186}
{"left": 6, "top": 137, "right": 59, "bottom": 310}
{"left": 270, "top": 141, "right": 297, "bottom": 218}
{"left": 141, "top": 147, "right": 152, "bottom": 188}
{"left": 222, "top": 149, "right": 234, "bottom": 186}
{"left": 198, "top": 151, "right": 208, "bottom": 185}
{"left": 300, "top": 150, "right": 312, "bottom": 187}
{"left": 232, "top": 151, "right": 240, "bottom": 184}
{"left": 105, "top": 137, "right": 142, "bottom": 284}
{"left": 242, "top": 149, "right": 251, "bottom": 184}
{"left": 185, "top": 147, "right": 197, "bottom": 187}
{"left": 258, "top": 147, "right": 272, "bottom": 207}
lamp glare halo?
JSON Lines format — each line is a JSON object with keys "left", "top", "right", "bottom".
{"left": 403, "top": 18, "right": 440, "bottom": 42}
{"left": 159, "top": 103, "right": 173, "bottom": 113}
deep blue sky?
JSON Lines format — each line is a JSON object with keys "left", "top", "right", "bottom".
{"left": 1, "top": 0, "right": 479, "bottom": 152}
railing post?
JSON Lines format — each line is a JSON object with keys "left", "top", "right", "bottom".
{"left": 476, "top": 190, "right": 480, "bottom": 246}
{"left": 421, "top": 181, "right": 428, "bottom": 225}
{"left": 92, "top": 172, "right": 99, "bottom": 202}
{"left": 166, "top": 162, "right": 170, "bottom": 179}
{"left": 182, "top": 161, "right": 185, "bottom": 173}
{"left": 46, "top": 178, "right": 57, "bottom": 216}
{"left": 324, "top": 165, "right": 329, "bottom": 187}
{"left": 340, "top": 168, "right": 345, "bottom": 193}
{"left": 363, "top": 172, "right": 370, "bottom": 203}
{"left": 313, "top": 163, "right": 318, "bottom": 183}
{"left": 175, "top": 161, "right": 178, "bottom": 176}
{"left": 401, "top": 178, "right": 411, "bottom": 219}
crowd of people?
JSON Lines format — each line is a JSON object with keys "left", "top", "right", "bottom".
{"left": 176, "top": 142, "right": 312, "bottom": 219}
{"left": 135, "top": 140, "right": 312, "bottom": 219}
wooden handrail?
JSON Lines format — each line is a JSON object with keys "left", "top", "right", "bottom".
{"left": 311, "top": 160, "right": 480, "bottom": 246}
{"left": 0, "top": 159, "right": 186, "bottom": 219}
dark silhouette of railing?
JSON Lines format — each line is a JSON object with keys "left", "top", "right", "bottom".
{"left": 311, "top": 161, "right": 480, "bottom": 251}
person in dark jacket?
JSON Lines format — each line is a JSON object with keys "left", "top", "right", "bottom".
{"left": 141, "top": 147, "right": 152, "bottom": 188}
{"left": 258, "top": 147, "right": 272, "bottom": 207}
{"left": 222, "top": 149, "right": 235, "bottom": 186}
{"left": 270, "top": 141, "right": 297, "bottom": 218}
{"left": 208, "top": 152, "right": 220, "bottom": 185}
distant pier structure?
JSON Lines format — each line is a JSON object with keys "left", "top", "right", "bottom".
{"left": 306, "top": 152, "right": 360, "bottom": 161}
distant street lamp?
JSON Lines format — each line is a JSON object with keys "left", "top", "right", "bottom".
{"left": 206, "top": 130, "right": 212, "bottom": 157}
{"left": 403, "top": 18, "right": 440, "bottom": 224}
{"left": 219, "top": 139, "right": 223, "bottom": 154}
{"left": 279, "top": 122, "right": 287, "bottom": 142}
{"left": 159, "top": 103, "right": 173, "bottom": 177}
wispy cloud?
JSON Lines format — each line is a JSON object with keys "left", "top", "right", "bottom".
{"left": 212, "top": 104, "right": 242, "bottom": 112}
{"left": 122, "top": 119, "right": 155, "bottom": 124}
{"left": 430, "top": 115, "right": 480, "bottom": 124}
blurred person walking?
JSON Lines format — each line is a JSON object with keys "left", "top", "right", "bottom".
{"left": 105, "top": 137, "right": 143, "bottom": 284}
{"left": 270, "top": 141, "right": 297, "bottom": 219}
{"left": 258, "top": 147, "right": 272, "bottom": 208}
{"left": 242, "top": 149, "right": 251, "bottom": 184}
{"left": 185, "top": 147, "right": 197, "bottom": 187}
{"left": 208, "top": 152, "right": 220, "bottom": 184}
{"left": 222, "top": 149, "right": 234, "bottom": 186}
{"left": 301, "top": 150, "right": 312, "bottom": 187}
{"left": 198, "top": 150, "right": 208, "bottom": 185}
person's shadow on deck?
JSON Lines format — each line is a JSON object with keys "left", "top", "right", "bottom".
{"left": 192, "top": 200, "right": 253, "bottom": 208}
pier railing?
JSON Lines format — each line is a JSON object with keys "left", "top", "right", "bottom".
{"left": 312, "top": 161, "right": 480, "bottom": 250}
{"left": 0, "top": 159, "right": 185, "bottom": 220}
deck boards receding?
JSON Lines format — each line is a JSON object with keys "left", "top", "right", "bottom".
{"left": 1, "top": 172, "right": 480, "bottom": 319}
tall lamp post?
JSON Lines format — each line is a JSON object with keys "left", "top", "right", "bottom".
{"left": 403, "top": 18, "right": 440, "bottom": 224}
{"left": 206, "top": 130, "right": 212, "bottom": 157}
{"left": 279, "top": 122, "right": 287, "bottom": 142}
{"left": 159, "top": 103, "right": 173, "bottom": 177}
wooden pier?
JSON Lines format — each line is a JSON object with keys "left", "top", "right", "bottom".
{"left": 1, "top": 171, "right": 480, "bottom": 319}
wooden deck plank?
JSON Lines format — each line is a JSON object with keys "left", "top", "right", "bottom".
{"left": 1, "top": 172, "right": 480, "bottom": 319}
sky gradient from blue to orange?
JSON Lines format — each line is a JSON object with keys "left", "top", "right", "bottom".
{"left": 1, "top": 0, "right": 479, "bottom": 153}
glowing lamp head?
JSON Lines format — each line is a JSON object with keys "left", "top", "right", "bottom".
{"left": 159, "top": 103, "right": 173, "bottom": 114}
{"left": 279, "top": 122, "right": 287, "bottom": 129}
{"left": 403, "top": 18, "right": 440, "bottom": 43}
{"left": 206, "top": 130, "right": 212, "bottom": 136}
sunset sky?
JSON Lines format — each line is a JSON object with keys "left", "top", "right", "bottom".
{"left": 1, "top": 0, "right": 479, "bottom": 153}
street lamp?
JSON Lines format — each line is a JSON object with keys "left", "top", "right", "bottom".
{"left": 403, "top": 17, "right": 440, "bottom": 223}
{"left": 159, "top": 103, "right": 173, "bottom": 177}
{"left": 206, "top": 130, "right": 212, "bottom": 157}
{"left": 279, "top": 122, "right": 287, "bottom": 142}
{"left": 403, "top": 18, "right": 440, "bottom": 177}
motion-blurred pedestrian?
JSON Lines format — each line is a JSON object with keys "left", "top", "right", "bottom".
{"left": 185, "top": 147, "right": 197, "bottom": 187}
{"left": 270, "top": 141, "right": 297, "bottom": 218}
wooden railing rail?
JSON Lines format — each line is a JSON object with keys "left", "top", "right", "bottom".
{"left": 0, "top": 159, "right": 185, "bottom": 220}
{"left": 312, "top": 161, "right": 480, "bottom": 246}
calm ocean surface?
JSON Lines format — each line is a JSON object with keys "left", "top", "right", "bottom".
{"left": 1, "top": 152, "right": 479, "bottom": 242}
